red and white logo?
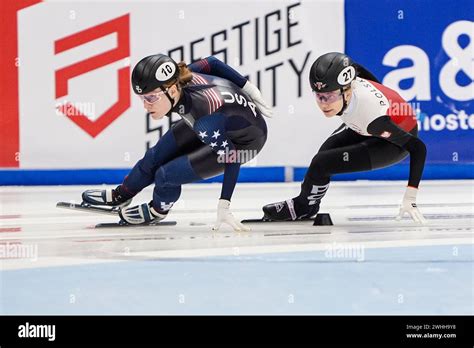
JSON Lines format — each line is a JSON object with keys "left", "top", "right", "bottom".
{"left": 314, "top": 81, "right": 327, "bottom": 90}
{"left": 54, "top": 14, "right": 130, "bottom": 138}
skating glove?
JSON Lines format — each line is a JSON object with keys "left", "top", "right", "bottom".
{"left": 212, "top": 199, "right": 250, "bottom": 232}
{"left": 396, "top": 186, "right": 427, "bottom": 224}
{"left": 242, "top": 81, "right": 273, "bottom": 118}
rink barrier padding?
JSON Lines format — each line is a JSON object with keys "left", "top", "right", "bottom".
{"left": 0, "top": 164, "right": 472, "bottom": 185}
{"left": 294, "top": 163, "right": 474, "bottom": 181}
{"left": 0, "top": 167, "right": 285, "bottom": 185}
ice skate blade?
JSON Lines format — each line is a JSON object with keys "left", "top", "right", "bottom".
{"left": 95, "top": 220, "right": 177, "bottom": 228}
{"left": 241, "top": 217, "right": 315, "bottom": 223}
{"left": 56, "top": 201, "right": 120, "bottom": 215}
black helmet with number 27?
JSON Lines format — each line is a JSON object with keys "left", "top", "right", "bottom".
{"left": 309, "top": 52, "right": 356, "bottom": 93}
{"left": 309, "top": 52, "right": 356, "bottom": 115}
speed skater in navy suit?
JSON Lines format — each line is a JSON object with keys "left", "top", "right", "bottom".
{"left": 83, "top": 54, "right": 272, "bottom": 230}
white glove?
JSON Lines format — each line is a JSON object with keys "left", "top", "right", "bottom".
{"left": 242, "top": 81, "right": 273, "bottom": 118}
{"left": 212, "top": 199, "right": 251, "bottom": 232}
{"left": 396, "top": 187, "right": 427, "bottom": 224}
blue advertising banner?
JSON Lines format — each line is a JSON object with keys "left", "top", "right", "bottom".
{"left": 345, "top": 0, "right": 473, "bottom": 177}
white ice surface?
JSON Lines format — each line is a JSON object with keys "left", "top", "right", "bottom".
{"left": 0, "top": 181, "right": 472, "bottom": 314}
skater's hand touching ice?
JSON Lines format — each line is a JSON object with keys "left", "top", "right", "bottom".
{"left": 212, "top": 199, "right": 250, "bottom": 232}
{"left": 396, "top": 186, "right": 427, "bottom": 224}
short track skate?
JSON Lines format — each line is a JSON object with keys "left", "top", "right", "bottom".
{"left": 241, "top": 213, "right": 333, "bottom": 226}
{"left": 56, "top": 201, "right": 177, "bottom": 228}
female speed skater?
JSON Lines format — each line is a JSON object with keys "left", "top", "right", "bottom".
{"left": 82, "top": 54, "right": 271, "bottom": 230}
{"left": 263, "top": 52, "right": 427, "bottom": 224}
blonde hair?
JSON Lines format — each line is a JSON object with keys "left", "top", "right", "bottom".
{"left": 164, "top": 62, "right": 193, "bottom": 88}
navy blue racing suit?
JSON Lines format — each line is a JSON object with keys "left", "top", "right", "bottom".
{"left": 120, "top": 57, "right": 268, "bottom": 212}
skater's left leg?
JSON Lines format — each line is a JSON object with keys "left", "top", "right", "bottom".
{"left": 152, "top": 144, "right": 228, "bottom": 212}
{"left": 262, "top": 127, "right": 365, "bottom": 220}
{"left": 264, "top": 138, "right": 408, "bottom": 220}
{"left": 151, "top": 129, "right": 267, "bottom": 212}
{"left": 294, "top": 138, "right": 408, "bottom": 212}
{"left": 294, "top": 127, "right": 417, "bottom": 213}
{"left": 120, "top": 145, "right": 225, "bottom": 224}
{"left": 121, "top": 120, "right": 202, "bottom": 197}
{"left": 83, "top": 120, "right": 201, "bottom": 207}
{"left": 293, "top": 126, "right": 367, "bottom": 217}
{"left": 120, "top": 129, "right": 266, "bottom": 225}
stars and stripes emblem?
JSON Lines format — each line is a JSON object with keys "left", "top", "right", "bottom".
{"left": 192, "top": 74, "right": 223, "bottom": 114}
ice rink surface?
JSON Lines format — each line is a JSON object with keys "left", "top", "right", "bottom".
{"left": 1, "top": 180, "right": 473, "bottom": 314}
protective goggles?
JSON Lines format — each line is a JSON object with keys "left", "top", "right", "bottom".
{"left": 138, "top": 88, "right": 168, "bottom": 104}
{"left": 313, "top": 89, "right": 344, "bottom": 104}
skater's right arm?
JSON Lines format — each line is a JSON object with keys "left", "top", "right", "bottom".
{"left": 189, "top": 56, "right": 247, "bottom": 88}
{"left": 367, "top": 116, "right": 427, "bottom": 224}
{"left": 189, "top": 56, "right": 273, "bottom": 118}
{"left": 367, "top": 116, "right": 426, "bottom": 189}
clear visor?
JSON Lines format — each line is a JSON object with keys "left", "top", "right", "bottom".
{"left": 313, "top": 90, "right": 344, "bottom": 104}
{"left": 138, "top": 89, "right": 167, "bottom": 104}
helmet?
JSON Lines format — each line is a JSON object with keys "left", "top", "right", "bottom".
{"left": 309, "top": 52, "right": 356, "bottom": 92}
{"left": 131, "top": 54, "right": 179, "bottom": 95}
